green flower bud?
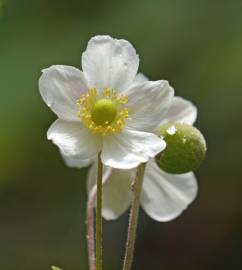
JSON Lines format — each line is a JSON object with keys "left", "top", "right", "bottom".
{"left": 156, "top": 123, "right": 206, "bottom": 174}
{"left": 91, "top": 98, "right": 117, "bottom": 126}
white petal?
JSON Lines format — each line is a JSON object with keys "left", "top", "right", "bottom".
{"left": 132, "top": 73, "right": 148, "bottom": 85}
{"left": 87, "top": 164, "right": 132, "bottom": 220}
{"left": 101, "top": 128, "right": 166, "bottom": 169}
{"left": 87, "top": 162, "right": 112, "bottom": 193}
{"left": 82, "top": 35, "right": 139, "bottom": 91}
{"left": 125, "top": 80, "right": 174, "bottom": 132}
{"left": 39, "top": 65, "right": 88, "bottom": 121}
{"left": 60, "top": 151, "right": 94, "bottom": 168}
{"left": 47, "top": 119, "right": 101, "bottom": 160}
{"left": 102, "top": 169, "right": 133, "bottom": 220}
{"left": 87, "top": 163, "right": 96, "bottom": 194}
{"left": 141, "top": 159, "right": 198, "bottom": 222}
{"left": 160, "top": 96, "right": 197, "bottom": 126}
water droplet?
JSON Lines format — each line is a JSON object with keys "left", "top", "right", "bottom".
{"left": 167, "top": 125, "right": 176, "bottom": 135}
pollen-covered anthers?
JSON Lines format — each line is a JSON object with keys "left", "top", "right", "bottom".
{"left": 76, "top": 88, "right": 129, "bottom": 136}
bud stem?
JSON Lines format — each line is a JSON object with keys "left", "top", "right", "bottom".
{"left": 122, "top": 163, "right": 146, "bottom": 270}
{"left": 96, "top": 153, "right": 103, "bottom": 270}
{"left": 86, "top": 188, "right": 96, "bottom": 270}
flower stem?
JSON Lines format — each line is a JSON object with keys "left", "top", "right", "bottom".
{"left": 86, "top": 167, "right": 112, "bottom": 270}
{"left": 122, "top": 163, "right": 146, "bottom": 270}
{"left": 96, "top": 153, "right": 103, "bottom": 270}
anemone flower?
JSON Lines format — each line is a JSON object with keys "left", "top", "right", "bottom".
{"left": 39, "top": 35, "right": 174, "bottom": 169}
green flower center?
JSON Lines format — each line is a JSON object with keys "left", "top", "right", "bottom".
{"left": 91, "top": 98, "right": 117, "bottom": 126}
{"left": 76, "top": 88, "right": 129, "bottom": 135}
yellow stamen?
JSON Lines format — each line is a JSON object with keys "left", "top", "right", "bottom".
{"left": 76, "top": 88, "right": 129, "bottom": 136}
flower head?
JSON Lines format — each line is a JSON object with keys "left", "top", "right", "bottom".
{"left": 39, "top": 35, "right": 174, "bottom": 169}
{"left": 87, "top": 95, "right": 202, "bottom": 222}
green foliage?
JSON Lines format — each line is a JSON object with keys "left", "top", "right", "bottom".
{"left": 0, "top": 0, "right": 3, "bottom": 15}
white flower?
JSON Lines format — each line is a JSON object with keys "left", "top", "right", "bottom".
{"left": 87, "top": 95, "right": 198, "bottom": 222}
{"left": 39, "top": 35, "right": 174, "bottom": 169}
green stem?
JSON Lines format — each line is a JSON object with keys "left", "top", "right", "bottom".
{"left": 122, "top": 163, "right": 146, "bottom": 270}
{"left": 87, "top": 166, "right": 111, "bottom": 270}
{"left": 96, "top": 153, "right": 103, "bottom": 270}
{"left": 86, "top": 189, "right": 96, "bottom": 270}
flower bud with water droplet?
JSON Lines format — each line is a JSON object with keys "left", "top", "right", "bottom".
{"left": 156, "top": 123, "right": 207, "bottom": 174}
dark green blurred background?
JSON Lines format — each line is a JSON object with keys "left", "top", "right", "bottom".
{"left": 1, "top": 0, "right": 242, "bottom": 269}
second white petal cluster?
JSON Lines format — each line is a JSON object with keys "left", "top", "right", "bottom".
{"left": 86, "top": 95, "right": 198, "bottom": 222}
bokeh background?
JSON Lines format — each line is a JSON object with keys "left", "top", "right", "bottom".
{"left": 1, "top": 0, "right": 242, "bottom": 269}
